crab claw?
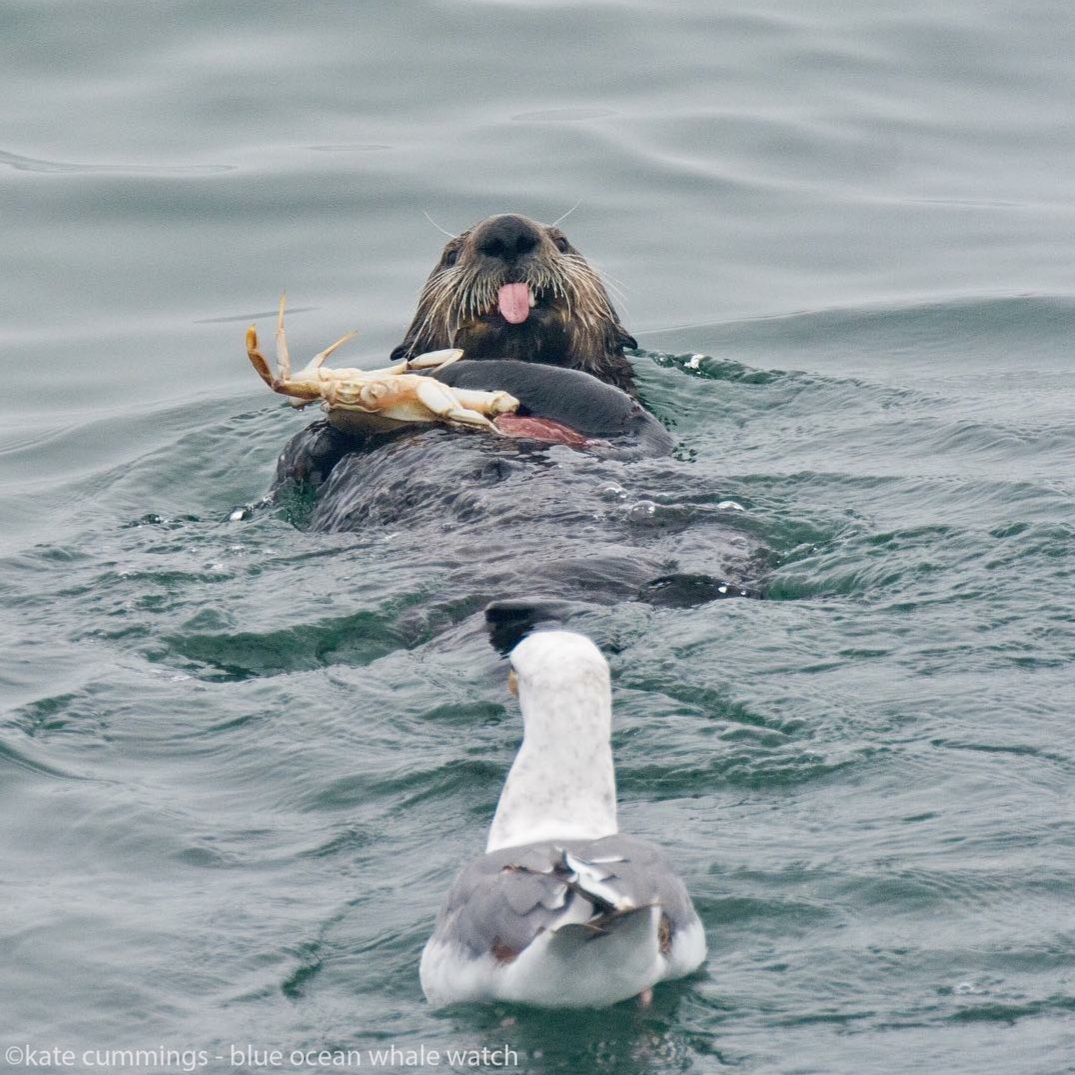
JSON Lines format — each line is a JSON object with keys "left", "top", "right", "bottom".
{"left": 246, "top": 323, "right": 275, "bottom": 388}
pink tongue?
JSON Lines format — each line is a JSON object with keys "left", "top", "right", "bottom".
{"left": 497, "top": 282, "right": 531, "bottom": 324}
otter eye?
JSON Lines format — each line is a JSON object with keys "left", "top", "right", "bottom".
{"left": 552, "top": 235, "right": 569, "bottom": 253}
{"left": 443, "top": 248, "right": 459, "bottom": 267}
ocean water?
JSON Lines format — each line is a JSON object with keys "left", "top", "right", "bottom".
{"left": 2, "top": 2, "right": 1074, "bottom": 1074}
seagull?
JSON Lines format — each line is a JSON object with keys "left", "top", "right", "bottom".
{"left": 420, "top": 629, "right": 707, "bottom": 1008}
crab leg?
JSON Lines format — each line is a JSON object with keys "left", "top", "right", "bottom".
{"left": 245, "top": 324, "right": 275, "bottom": 388}
{"left": 405, "top": 348, "right": 465, "bottom": 372}
{"left": 245, "top": 331, "right": 312, "bottom": 400}
{"left": 412, "top": 380, "right": 517, "bottom": 431}
{"left": 245, "top": 323, "right": 322, "bottom": 402}
{"left": 302, "top": 328, "right": 360, "bottom": 374}
{"left": 446, "top": 387, "right": 520, "bottom": 417}
{"left": 275, "top": 292, "right": 291, "bottom": 381}
{"left": 352, "top": 348, "right": 465, "bottom": 380}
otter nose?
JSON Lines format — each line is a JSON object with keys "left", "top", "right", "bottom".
{"left": 473, "top": 215, "right": 542, "bottom": 263}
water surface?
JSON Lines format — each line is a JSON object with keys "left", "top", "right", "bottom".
{"left": 2, "top": 2, "right": 1074, "bottom": 1073}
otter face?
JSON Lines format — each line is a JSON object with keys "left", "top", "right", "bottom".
{"left": 391, "top": 214, "right": 638, "bottom": 394}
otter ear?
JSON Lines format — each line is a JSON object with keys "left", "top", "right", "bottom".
{"left": 389, "top": 340, "right": 413, "bottom": 362}
{"left": 606, "top": 319, "right": 637, "bottom": 353}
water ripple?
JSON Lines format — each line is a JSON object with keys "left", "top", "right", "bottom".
{"left": 0, "top": 148, "right": 234, "bottom": 175}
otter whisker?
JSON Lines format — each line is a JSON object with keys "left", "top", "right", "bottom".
{"left": 409, "top": 272, "right": 461, "bottom": 354}
{"left": 581, "top": 261, "right": 628, "bottom": 310}
{"left": 423, "top": 211, "right": 458, "bottom": 239}
{"left": 551, "top": 199, "right": 582, "bottom": 228}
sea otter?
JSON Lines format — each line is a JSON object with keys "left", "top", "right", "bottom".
{"left": 272, "top": 214, "right": 663, "bottom": 491}
{"left": 257, "top": 215, "right": 758, "bottom": 612}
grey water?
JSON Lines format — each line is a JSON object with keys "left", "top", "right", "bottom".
{"left": 2, "top": 2, "right": 1074, "bottom": 1073}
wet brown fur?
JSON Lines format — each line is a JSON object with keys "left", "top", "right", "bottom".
{"left": 390, "top": 214, "right": 639, "bottom": 395}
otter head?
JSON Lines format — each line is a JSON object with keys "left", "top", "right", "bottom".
{"left": 390, "top": 214, "right": 638, "bottom": 395}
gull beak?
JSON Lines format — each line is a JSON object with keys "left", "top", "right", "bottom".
{"left": 508, "top": 669, "right": 518, "bottom": 697}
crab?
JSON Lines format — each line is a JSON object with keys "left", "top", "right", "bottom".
{"left": 246, "top": 295, "right": 520, "bottom": 436}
